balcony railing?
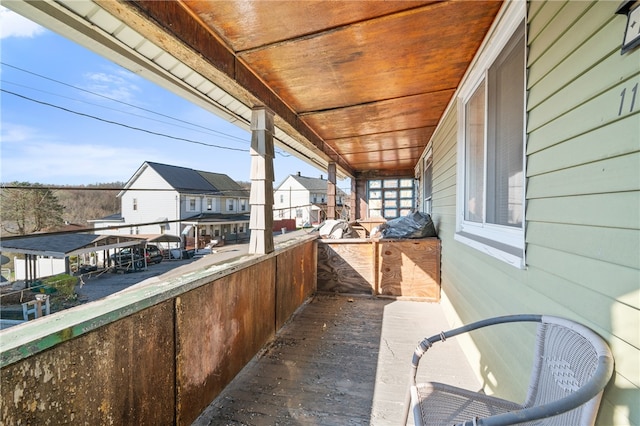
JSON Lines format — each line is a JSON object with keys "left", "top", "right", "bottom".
{"left": 0, "top": 232, "right": 459, "bottom": 425}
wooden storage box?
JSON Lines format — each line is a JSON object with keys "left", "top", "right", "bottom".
{"left": 316, "top": 237, "right": 440, "bottom": 300}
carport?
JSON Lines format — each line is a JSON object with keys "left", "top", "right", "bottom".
{"left": 132, "top": 234, "right": 182, "bottom": 259}
{"left": 0, "top": 234, "right": 144, "bottom": 287}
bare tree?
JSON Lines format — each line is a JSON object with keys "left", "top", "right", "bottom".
{"left": 1, "top": 182, "right": 65, "bottom": 235}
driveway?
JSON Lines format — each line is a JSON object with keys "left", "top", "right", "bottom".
{"left": 75, "top": 245, "right": 250, "bottom": 303}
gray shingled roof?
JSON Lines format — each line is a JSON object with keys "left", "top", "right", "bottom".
{"left": 198, "top": 171, "right": 249, "bottom": 198}
{"left": 284, "top": 174, "right": 348, "bottom": 197}
{"left": 146, "top": 162, "right": 214, "bottom": 193}
{"left": 145, "top": 162, "right": 248, "bottom": 196}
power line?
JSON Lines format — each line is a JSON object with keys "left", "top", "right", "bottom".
{"left": 0, "top": 200, "right": 352, "bottom": 241}
{"left": 1, "top": 62, "right": 249, "bottom": 143}
{"left": 0, "top": 184, "right": 352, "bottom": 194}
{"left": 2, "top": 79, "right": 249, "bottom": 144}
{"left": 2, "top": 88, "right": 249, "bottom": 153}
{"left": 1, "top": 62, "right": 328, "bottom": 169}
{"left": 0, "top": 217, "right": 249, "bottom": 241}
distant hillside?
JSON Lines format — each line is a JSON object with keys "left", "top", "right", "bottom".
{"left": 55, "top": 183, "right": 123, "bottom": 226}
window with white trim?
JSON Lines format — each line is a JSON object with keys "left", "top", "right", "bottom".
{"left": 422, "top": 148, "right": 433, "bottom": 215}
{"left": 186, "top": 197, "right": 198, "bottom": 212}
{"left": 456, "top": 15, "right": 526, "bottom": 268}
{"left": 368, "top": 178, "right": 414, "bottom": 219}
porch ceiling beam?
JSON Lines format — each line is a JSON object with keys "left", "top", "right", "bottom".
{"left": 354, "top": 169, "right": 417, "bottom": 180}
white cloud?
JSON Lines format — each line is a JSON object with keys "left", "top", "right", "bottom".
{"left": 0, "top": 6, "right": 46, "bottom": 39}
{"left": 0, "top": 124, "right": 150, "bottom": 184}
{"left": 82, "top": 70, "right": 142, "bottom": 104}
{"left": 0, "top": 122, "right": 38, "bottom": 142}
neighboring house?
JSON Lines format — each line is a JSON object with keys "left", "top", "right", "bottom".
{"left": 273, "top": 172, "right": 349, "bottom": 227}
{"left": 91, "top": 162, "right": 250, "bottom": 248}
{"left": 412, "top": 2, "right": 639, "bottom": 424}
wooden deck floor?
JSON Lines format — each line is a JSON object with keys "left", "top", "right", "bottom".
{"left": 193, "top": 295, "right": 480, "bottom": 425}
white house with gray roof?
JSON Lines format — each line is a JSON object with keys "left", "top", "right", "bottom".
{"left": 273, "top": 172, "right": 349, "bottom": 227}
{"left": 91, "top": 162, "right": 250, "bottom": 248}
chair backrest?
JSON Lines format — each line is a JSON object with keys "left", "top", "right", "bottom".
{"left": 524, "top": 316, "right": 612, "bottom": 425}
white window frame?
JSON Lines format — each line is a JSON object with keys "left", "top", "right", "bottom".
{"left": 186, "top": 196, "right": 198, "bottom": 212}
{"left": 422, "top": 146, "right": 433, "bottom": 215}
{"left": 455, "top": 2, "right": 526, "bottom": 269}
{"left": 367, "top": 178, "right": 415, "bottom": 219}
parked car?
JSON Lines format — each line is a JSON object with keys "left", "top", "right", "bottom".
{"left": 110, "top": 251, "right": 145, "bottom": 271}
{"left": 141, "top": 244, "right": 163, "bottom": 264}
{"left": 110, "top": 244, "right": 163, "bottom": 269}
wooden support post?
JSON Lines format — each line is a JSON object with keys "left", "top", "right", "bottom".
{"left": 248, "top": 107, "right": 275, "bottom": 255}
{"left": 327, "top": 162, "right": 337, "bottom": 220}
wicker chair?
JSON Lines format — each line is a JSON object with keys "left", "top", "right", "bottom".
{"left": 402, "top": 314, "right": 614, "bottom": 426}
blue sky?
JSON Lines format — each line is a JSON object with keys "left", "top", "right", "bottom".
{"left": 0, "top": 6, "right": 333, "bottom": 188}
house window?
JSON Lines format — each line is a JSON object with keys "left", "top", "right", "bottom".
{"left": 228, "top": 200, "right": 235, "bottom": 211}
{"left": 455, "top": 14, "right": 526, "bottom": 268}
{"left": 367, "top": 179, "right": 414, "bottom": 219}
{"left": 423, "top": 147, "right": 433, "bottom": 215}
{"left": 187, "top": 197, "right": 197, "bottom": 212}
{"left": 296, "top": 208, "right": 303, "bottom": 218}
{"left": 280, "top": 194, "right": 284, "bottom": 203}
{"left": 206, "top": 198, "right": 213, "bottom": 211}
{"left": 133, "top": 198, "right": 138, "bottom": 211}
{"left": 240, "top": 199, "right": 247, "bottom": 211}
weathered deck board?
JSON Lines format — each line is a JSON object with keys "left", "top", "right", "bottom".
{"left": 193, "top": 295, "right": 479, "bottom": 425}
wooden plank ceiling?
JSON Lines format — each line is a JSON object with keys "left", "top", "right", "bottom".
{"left": 128, "top": 0, "right": 502, "bottom": 178}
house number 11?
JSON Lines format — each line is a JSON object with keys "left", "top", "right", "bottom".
{"left": 619, "top": 82, "right": 638, "bottom": 116}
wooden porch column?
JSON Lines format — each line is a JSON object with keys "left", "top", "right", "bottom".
{"left": 248, "top": 107, "right": 275, "bottom": 255}
{"left": 327, "top": 162, "right": 337, "bottom": 220}
{"left": 350, "top": 178, "right": 358, "bottom": 222}
{"left": 352, "top": 177, "right": 368, "bottom": 221}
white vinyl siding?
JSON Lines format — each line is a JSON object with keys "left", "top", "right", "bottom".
{"left": 273, "top": 178, "right": 310, "bottom": 225}
{"left": 120, "top": 166, "right": 178, "bottom": 235}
